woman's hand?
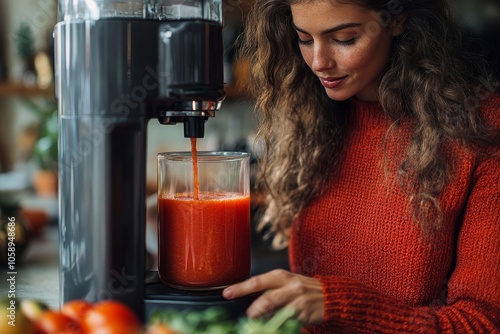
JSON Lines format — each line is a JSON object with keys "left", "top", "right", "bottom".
{"left": 222, "top": 269, "right": 325, "bottom": 325}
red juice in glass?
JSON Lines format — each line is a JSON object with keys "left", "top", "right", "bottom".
{"left": 157, "top": 152, "right": 251, "bottom": 290}
{"left": 158, "top": 192, "right": 250, "bottom": 289}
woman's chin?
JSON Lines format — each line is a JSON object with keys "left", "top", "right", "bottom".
{"left": 324, "top": 89, "right": 354, "bottom": 102}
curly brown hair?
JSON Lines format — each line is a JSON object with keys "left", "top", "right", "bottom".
{"left": 239, "top": 0, "right": 499, "bottom": 247}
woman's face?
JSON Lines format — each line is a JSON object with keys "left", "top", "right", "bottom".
{"left": 291, "top": 0, "right": 401, "bottom": 102}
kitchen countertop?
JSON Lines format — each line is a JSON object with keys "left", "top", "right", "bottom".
{"left": 1, "top": 225, "right": 60, "bottom": 308}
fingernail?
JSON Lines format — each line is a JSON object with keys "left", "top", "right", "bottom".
{"left": 223, "top": 288, "right": 233, "bottom": 299}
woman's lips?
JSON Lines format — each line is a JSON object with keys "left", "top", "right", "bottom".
{"left": 319, "top": 76, "right": 347, "bottom": 89}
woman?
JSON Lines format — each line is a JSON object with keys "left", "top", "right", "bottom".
{"left": 222, "top": 0, "right": 500, "bottom": 332}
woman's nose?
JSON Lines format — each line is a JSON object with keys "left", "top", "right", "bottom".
{"left": 311, "top": 44, "right": 335, "bottom": 72}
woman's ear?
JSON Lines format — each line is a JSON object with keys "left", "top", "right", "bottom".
{"left": 390, "top": 15, "right": 405, "bottom": 36}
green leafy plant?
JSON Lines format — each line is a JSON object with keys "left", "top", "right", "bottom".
{"left": 24, "top": 99, "right": 58, "bottom": 171}
{"left": 13, "top": 22, "right": 35, "bottom": 59}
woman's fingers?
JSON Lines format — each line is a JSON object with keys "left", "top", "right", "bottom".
{"left": 223, "top": 269, "right": 325, "bottom": 324}
{"left": 223, "top": 269, "right": 292, "bottom": 299}
{"left": 246, "top": 278, "right": 303, "bottom": 317}
{"left": 247, "top": 275, "right": 325, "bottom": 323}
{"left": 287, "top": 282, "right": 325, "bottom": 324}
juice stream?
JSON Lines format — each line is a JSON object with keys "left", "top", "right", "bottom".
{"left": 190, "top": 137, "right": 199, "bottom": 200}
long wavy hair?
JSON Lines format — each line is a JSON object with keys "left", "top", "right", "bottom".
{"left": 239, "top": 0, "right": 499, "bottom": 247}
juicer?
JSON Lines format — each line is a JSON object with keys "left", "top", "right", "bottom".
{"left": 54, "top": 0, "right": 249, "bottom": 319}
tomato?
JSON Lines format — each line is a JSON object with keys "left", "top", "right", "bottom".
{"left": 35, "top": 310, "right": 82, "bottom": 334}
{"left": 82, "top": 300, "right": 141, "bottom": 334}
{"left": 85, "top": 323, "right": 143, "bottom": 334}
{"left": 61, "top": 300, "right": 93, "bottom": 323}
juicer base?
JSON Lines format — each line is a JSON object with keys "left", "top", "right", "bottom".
{"left": 144, "top": 271, "right": 256, "bottom": 321}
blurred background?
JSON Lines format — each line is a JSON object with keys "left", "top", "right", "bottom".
{"left": 0, "top": 0, "right": 498, "bottom": 280}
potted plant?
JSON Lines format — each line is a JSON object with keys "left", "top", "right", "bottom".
{"left": 25, "top": 99, "right": 58, "bottom": 197}
{"left": 13, "top": 22, "right": 36, "bottom": 85}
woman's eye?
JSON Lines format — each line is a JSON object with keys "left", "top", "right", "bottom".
{"left": 297, "top": 36, "right": 357, "bottom": 46}
{"left": 335, "top": 38, "right": 356, "bottom": 46}
{"left": 297, "top": 38, "right": 313, "bottom": 46}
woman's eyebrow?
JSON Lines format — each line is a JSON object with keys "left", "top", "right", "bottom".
{"left": 291, "top": 22, "right": 361, "bottom": 35}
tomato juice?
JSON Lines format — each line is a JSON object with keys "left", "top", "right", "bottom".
{"left": 158, "top": 192, "right": 251, "bottom": 289}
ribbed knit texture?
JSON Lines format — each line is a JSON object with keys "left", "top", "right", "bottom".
{"left": 289, "top": 96, "right": 500, "bottom": 333}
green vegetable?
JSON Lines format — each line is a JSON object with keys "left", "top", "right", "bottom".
{"left": 237, "top": 308, "right": 301, "bottom": 334}
{"left": 150, "top": 307, "right": 236, "bottom": 333}
{"left": 149, "top": 307, "right": 302, "bottom": 334}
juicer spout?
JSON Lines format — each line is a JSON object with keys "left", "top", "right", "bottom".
{"left": 156, "top": 111, "right": 209, "bottom": 138}
{"left": 154, "top": 89, "right": 225, "bottom": 138}
{"left": 184, "top": 116, "right": 206, "bottom": 138}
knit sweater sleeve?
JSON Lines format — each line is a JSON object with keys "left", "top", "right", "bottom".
{"left": 315, "top": 141, "right": 500, "bottom": 333}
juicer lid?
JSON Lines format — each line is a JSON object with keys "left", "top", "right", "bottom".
{"left": 57, "top": 0, "right": 222, "bottom": 22}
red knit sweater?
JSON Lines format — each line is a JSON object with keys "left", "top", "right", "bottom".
{"left": 289, "top": 96, "right": 500, "bottom": 333}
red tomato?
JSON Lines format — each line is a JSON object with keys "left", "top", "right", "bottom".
{"left": 82, "top": 300, "right": 141, "bottom": 334}
{"left": 61, "top": 300, "right": 93, "bottom": 323}
{"left": 85, "top": 323, "right": 143, "bottom": 334}
{"left": 35, "top": 310, "right": 82, "bottom": 334}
